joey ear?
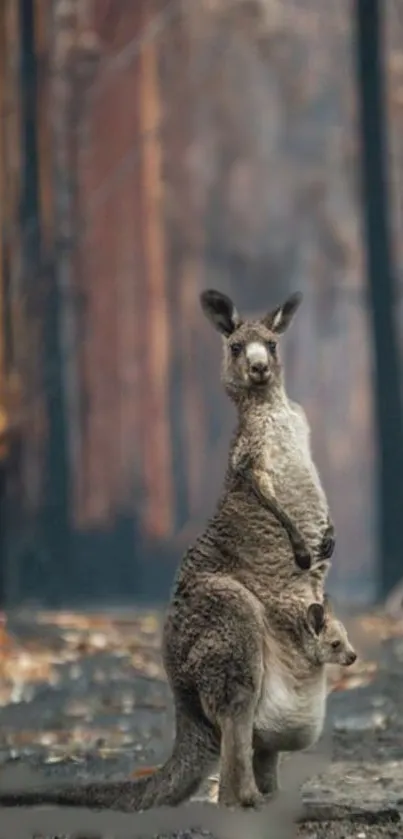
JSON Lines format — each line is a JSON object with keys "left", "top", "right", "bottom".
{"left": 309, "top": 560, "right": 331, "bottom": 582}
{"left": 263, "top": 292, "right": 303, "bottom": 334}
{"left": 307, "top": 602, "right": 325, "bottom": 636}
{"left": 200, "top": 289, "right": 241, "bottom": 337}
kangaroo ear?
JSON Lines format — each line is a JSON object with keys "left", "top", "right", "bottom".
{"left": 307, "top": 602, "right": 325, "bottom": 636}
{"left": 200, "top": 289, "right": 241, "bottom": 337}
{"left": 263, "top": 292, "right": 303, "bottom": 334}
{"left": 309, "top": 560, "right": 331, "bottom": 582}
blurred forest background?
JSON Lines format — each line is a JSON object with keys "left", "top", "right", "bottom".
{"left": 0, "top": 0, "right": 402, "bottom": 608}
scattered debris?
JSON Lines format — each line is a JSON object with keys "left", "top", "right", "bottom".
{"left": 333, "top": 711, "right": 388, "bottom": 734}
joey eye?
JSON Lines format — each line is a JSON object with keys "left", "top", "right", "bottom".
{"left": 266, "top": 340, "right": 277, "bottom": 355}
{"left": 331, "top": 640, "right": 341, "bottom": 650}
{"left": 230, "top": 343, "right": 243, "bottom": 358}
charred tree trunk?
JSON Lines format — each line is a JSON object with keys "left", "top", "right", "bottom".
{"left": 41, "top": 0, "right": 76, "bottom": 602}
{"left": 355, "top": 0, "right": 403, "bottom": 598}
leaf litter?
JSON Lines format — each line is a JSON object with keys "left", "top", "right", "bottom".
{"left": 0, "top": 609, "right": 168, "bottom": 763}
{"left": 0, "top": 607, "right": 402, "bottom": 782}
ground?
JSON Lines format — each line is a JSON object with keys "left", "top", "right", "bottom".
{"left": 0, "top": 607, "right": 403, "bottom": 838}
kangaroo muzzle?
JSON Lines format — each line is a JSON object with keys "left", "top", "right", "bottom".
{"left": 246, "top": 342, "right": 270, "bottom": 384}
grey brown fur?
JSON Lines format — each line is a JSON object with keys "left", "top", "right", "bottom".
{"left": 0, "top": 290, "right": 350, "bottom": 813}
{"left": 233, "top": 451, "right": 334, "bottom": 570}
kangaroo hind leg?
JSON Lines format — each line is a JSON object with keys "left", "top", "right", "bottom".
{"left": 191, "top": 626, "right": 263, "bottom": 809}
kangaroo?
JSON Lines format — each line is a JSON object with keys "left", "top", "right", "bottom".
{"left": 194, "top": 289, "right": 335, "bottom": 603}
{"left": 0, "top": 586, "right": 356, "bottom": 811}
{"left": 212, "top": 288, "right": 335, "bottom": 575}
{"left": 0, "top": 290, "right": 338, "bottom": 811}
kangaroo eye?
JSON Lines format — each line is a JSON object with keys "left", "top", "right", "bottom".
{"left": 266, "top": 340, "right": 277, "bottom": 355}
{"left": 231, "top": 343, "right": 243, "bottom": 358}
{"left": 331, "top": 640, "right": 341, "bottom": 650}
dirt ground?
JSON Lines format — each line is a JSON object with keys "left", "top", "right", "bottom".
{"left": 0, "top": 607, "right": 402, "bottom": 838}
{"left": 299, "top": 825, "right": 402, "bottom": 839}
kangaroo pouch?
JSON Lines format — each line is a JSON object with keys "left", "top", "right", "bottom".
{"left": 254, "top": 650, "right": 327, "bottom": 752}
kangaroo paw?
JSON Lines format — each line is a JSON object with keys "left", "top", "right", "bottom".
{"left": 219, "top": 782, "right": 263, "bottom": 809}
{"left": 295, "top": 545, "right": 312, "bottom": 571}
{"left": 320, "top": 525, "right": 335, "bottom": 560}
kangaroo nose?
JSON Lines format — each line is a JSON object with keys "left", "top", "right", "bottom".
{"left": 346, "top": 651, "right": 357, "bottom": 666}
{"left": 250, "top": 361, "right": 268, "bottom": 375}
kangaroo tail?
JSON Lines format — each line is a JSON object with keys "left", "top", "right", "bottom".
{"left": 0, "top": 714, "right": 218, "bottom": 811}
{"left": 0, "top": 775, "right": 152, "bottom": 811}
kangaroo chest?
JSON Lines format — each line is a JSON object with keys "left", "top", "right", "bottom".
{"left": 262, "top": 404, "right": 328, "bottom": 528}
{"left": 254, "top": 663, "right": 327, "bottom": 752}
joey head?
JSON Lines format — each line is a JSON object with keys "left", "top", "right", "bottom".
{"left": 302, "top": 598, "right": 357, "bottom": 668}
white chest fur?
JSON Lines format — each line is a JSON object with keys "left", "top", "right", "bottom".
{"left": 254, "top": 664, "right": 327, "bottom": 752}
{"left": 262, "top": 401, "right": 328, "bottom": 521}
{"left": 264, "top": 401, "right": 314, "bottom": 475}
